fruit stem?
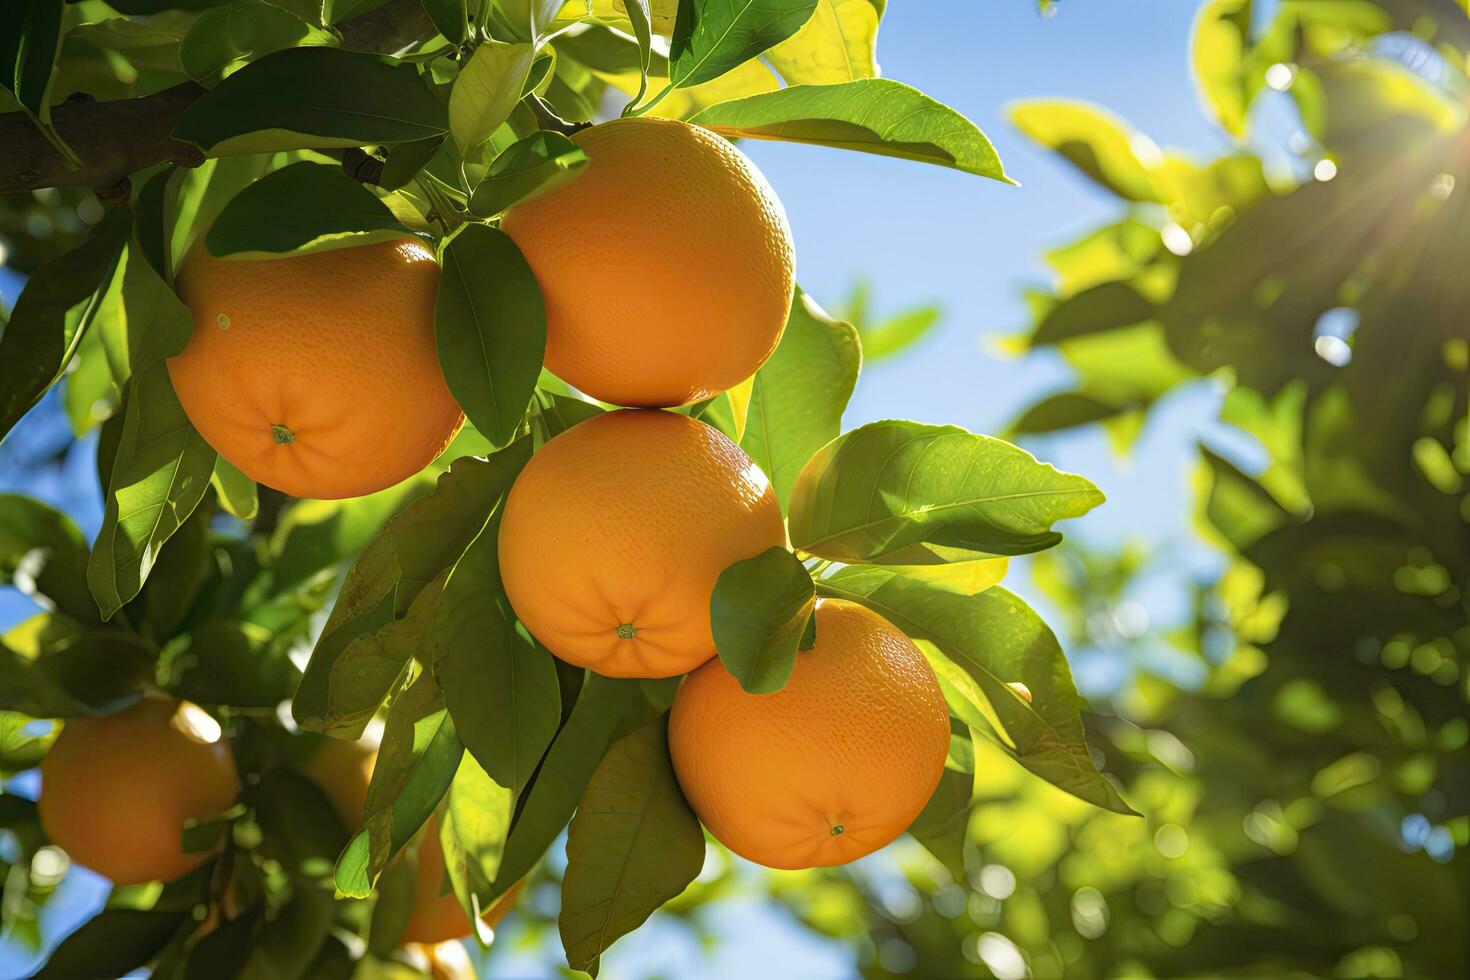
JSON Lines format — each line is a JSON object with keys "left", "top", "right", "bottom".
{"left": 615, "top": 623, "right": 637, "bottom": 640}
{"left": 271, "top": 424, "right": 295, "bottom": 445}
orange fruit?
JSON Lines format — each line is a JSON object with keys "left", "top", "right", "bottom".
{"left": 669, "top": 599, "right": 950, "bottom": 870}
{"left": 498, "top": 409, "right": 785, "bottom": 678}
{"left": 169, "top": 239, "right": 464, "bottom": 499}
{"left": 38, "top": 698, "right": 239, "bottom": 885}
{"left": 501, "top": 117, "right": 795, "bottom": 407}
{"left": 401, "top": 824, "right": 523, "bottom": 945}
{"left": 299, "top": 732, "right": 377, "bottom": 832}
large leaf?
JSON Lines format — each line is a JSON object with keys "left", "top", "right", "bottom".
{"left": 204, "top": 162, "right": 412, "bottom": 258}
{"left": 173, "top": 46, "right": 448, "bottom": 154}
{"left": 0, "top": 494, "right": 95, "bottom": 624}
{"left": 468, "top": 130, "right": 589, "bottom": 217}
{"left": 816, "top": 566, "right": 1134, "bottom": 814}
{"left": 435, "top": 225, "right": 547, "bottom": 448}
{"left": 765, "top": 0, "right": 879, "bottom": 85}
{"left": 667, "top": 0, "right": 816, "bottom": 88}
{"left": 560, "top": 716, "right": 704, "bottom": 972}
{"left": 788, "top": 420, "right": 1104, "bottom": 564}
{"left": 0, "top": 0, "right": 80, "bottom": 166}
{"left": 691, "top": 79, "right": 1009, "bottom": 180}
{"left": 449, "top": 40, "right": 535, "bottom": 155}
{"left": 1009, "top": 100, "right": 1161, "bottom": 203}
{"left": 87, "top": 365, "right": 217, "bottom": 621}
{"left": 492, "top": 673, "right": 647, "bottom": 891}
{"left": 33, "top": 909, "right": 188, "bottom": 980}
{"left": 439, "top": 753, "right": 516, "bottom": 927}
{"left": 0, "top": 208, "right": 130, "bottom": 443}
{"left": 336, "top": 665, "right": 464, "bottom": 898}
{"left": 740, "top": 287, "right": 860, "bottom": 509}
{"left": 709, "top": 546, "right": 814, "bottom": 694}
{"left": 0, "top": 614, "right": 156, "bottom": 718}
{"left": 180, "top": 1, "right": 338, "bottom": 87}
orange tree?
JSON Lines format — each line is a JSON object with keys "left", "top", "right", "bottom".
{"left": 0, "top": 1, "right": 1132, "bottom": 975}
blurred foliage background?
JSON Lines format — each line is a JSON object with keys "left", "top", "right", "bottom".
{"left": 2, "top": 0, "right": 1468, "bottom": 978}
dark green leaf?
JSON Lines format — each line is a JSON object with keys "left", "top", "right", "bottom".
{"left": 817, "top": 566, "right": 1135, "bottom": 814}
{"left": 205, "top": 162, "right": 412, "bottom": 258}
{"left": 532, "top": 388, "right": 605, "bottom": 442}
{"left": 0, "top": 0, "right": 80, "bottom": 166}
{"left": 421, "top": 0, "right": 467, "bottom": 43}
{"left": 165, "top": 621, "right": 300, "bottom": 709}
{"left": 691, "top": 79, "right": 1009, "bottom": 180}
{"left": 0, "top": 615, "right": 155, "bottom": 717}
{"left": 180, "top": 0, "right": 337, "bottom": 87}
{"left": 668, "top": 0, "right": 817, "bottom": 88}
{"left": 788, "top": 420, "right": 1104, "bottom": 564}
{"left": 87, "top": 365, "right": 217, "bottom": 621}
{"left": 560, "top": 716, "right": 704, "bottom": 972}
{"left": 0, "top": 494, "right": 95, "bottom": 624}
{"left": 469, "top": 130, "right": 589, "bottom": 217}
{"left": 173, "top": 47, "right": 448, "bottom": 154}
{"left": 906, "top": 767, "right": 972, "bottom": 882}
{"left": 710, "top": 547, "right": 814, "bottom": 694}
{"left": 336, "top": 666, "right": 463, "bottom": 898}
{"left": 1032, "top": 281, "right": 1156, "bottom": 347}
{"left": 740, "top": 287, "right": 860, "bottom": 510}
{"left": 0, "top": 208, "right": 129, "bottom": 443}
{"left": 34, "top": 909, "right": 188, "bottom": 980}
{"left": 435, "top": 225, "right": 546, "bottom": 448}
{"left": 379, "top": 134, "right": 445, "bottom": 191}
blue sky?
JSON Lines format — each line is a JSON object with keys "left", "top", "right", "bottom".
{"left": 0, "top": 2, "right": 1243, "bottom": 977}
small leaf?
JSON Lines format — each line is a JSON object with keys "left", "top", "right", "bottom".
{"left": 180, "top": 1, "right": 338, "bottom": 87}
{"left": 710, "top": 547, "right": 814, "bottom": 694}
{"left": 691, "top": 79, "right": 1010, "bottom": 181}
{"left": 668, "top": 0, "right": 817, "bottom": 88}
{"left": 435, "top": 225, "right": 547, "bottom": 448}
{"left": 816, "top": 566, "right": 1135, "bottom": 814}
{"left": 493, "top": 674, "right": 647, "bottom": 891}
{"left": 449, "top": 40, "right": 536, "bottom": 155}
{"left": 740, "top": 287, "right": 860, "bottom": 510}
{"left": 173, "top": 47, "right": 448, "bottom": 154}
{"left": 204, "top": 162, "right": 412, "bottom": 258}
{"left": 336, "top": 666, "right": 464, "bottom": 898}
{"left": 788, "top": 420, "right": 1104, "bottom": 564}
{"left": 87, "top": 366, "right": 217, "bottom": 621}
{"left": 560, "top": 717, "right": 704, "bottom": 972}
{"left": 0, "top": 208, "right": 129, "bottom": 443}
{"left": 211, "top": 457, "right": 258, "bottom": 521}
{"left": 469, "top": 130, "right": 589, "bottom": 216}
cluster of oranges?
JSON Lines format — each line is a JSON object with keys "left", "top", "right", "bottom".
{"left": 37, "top": 117, "right": 952, "bottom": 952}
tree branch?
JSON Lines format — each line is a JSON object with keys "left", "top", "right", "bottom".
{"left": 0, "top": 0, "right": 435, "bottom": 197}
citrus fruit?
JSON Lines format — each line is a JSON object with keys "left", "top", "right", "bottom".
{"left": 499, "top": 409, "right": 785, "bottom": 678}
{"left": 501, "top": 117, "right": 795, "bottom": 407}
{"left": 668, "top": 599, "right": 950, "bottom": 870}
{"left": 38, "top": 698, "right": 239, "bottom": 885}
{"left": 299, "top": 731, "right": 377, "bottom": 832}
{"left": 168, "top": 239, "right": 464, "bottom": 499}
{"left": 401, "top": 824, "right": 523, "bottom": 945}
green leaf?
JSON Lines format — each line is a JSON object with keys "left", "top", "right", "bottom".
{"left": 1031, "top": 281, "right": 1156, "bottom": 346}
{"left": 469, "top": 130, "right": 589, "bottom": 216}
{"left": 204, "top": 162, "right": 412, "bottom": 258}
{"left": 765, "top": 0, "right": 880, "bottom": 85}
{"left": 433, "top": 440, "right": 558, "bottom": 799}
{"left": 740, "top": 287, "right": 860, "bottom": 510}
{"left": 0, "top": 710, "right": 55, "bottom": 772}
{"left": 0, "top": 0, "right": 80, "bottom": 166}
{"left": 620, "top": 0, "right": 652, "bottom": 107}
{"left": 173, "top": 46, "right": 448, "bottom": 154}
{"left": 493, "top": 673, "right": 647, "bottom": 891}
{"left": 710, "top": 547, "right": 814, "bottom": 694}
{"left": 816, "top": 566, "right": 1135, "bottom": 814}
{"left": 422, "top": 0, "right": 468, "bottom": 44}
{"left": 180, "top": 0, "right": 338, "bottom": 87}
{"left": 1191, "top": 0, "right": 1254, "bottom": 138}
{"left": 0, "top": 494, "right": 95, "bottom": 624}
{"left": 439, "top": 753, "right": 516, "bottom": 928}
{"left": 788, "top": 420, "right": 1104, "bottom": 564}
{"left": 668, "top": 0, "right": 817, "bottom": 88}
{"left": 336, "top": 665, "right": 464, "bottom": 898}
{"left": 532, "top": 387, "right": 605, "bottom": 441}
{"left": 0, "top": 208, "right": 130, "bottom": 443}
{"left": 211, "top": 457, "right": 259, "bottom": 521}
{"left": 34, "top": 909, "right": 187, "bottom": 980}
{"left": 379, "top": 134, "right": 446, "bottom": 191}
{"left": 449, "top": 40, "right": 535, "bottom": 155}
{"left": 0, "top": 615, "right": 156, "bottom": 718}
{"left": 1009, "top": 100, "right": 1161, "bottom": 202}
{"left": 434, "top": 225, "right": 547, "bottom": 448}
{"left": 171, "top": 154, "right": 274, "bottom": 272}
{"left": 691, "top": 79, "right": 1009, "bottom": 180}
{"left": 560, "top": 716, "right": 704, "bottom": 972}
{"left": 164, "top": 621, "right": 300, "bottom": 709}
{"left": 87, "top": 365, "right": 217, "bottom": 621}
{"left": 906, "top": 767, "right": 972, "bottom": 882}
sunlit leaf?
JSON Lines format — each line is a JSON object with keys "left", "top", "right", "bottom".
{"left": 1010, "top": 99, "right": 1161, "bottom": 202}
{"left": 765, "top": 0, "right": 879, "bottom": 85}
{"left": 449, "top": 40, "right": 535, "bottom": 155}
{"left": 710, "top": 546, "right": 815, "bottom": 694}
{"left": 667, "top": 0, "right": 817, "bottom": 89}
{"left": 180, "top": 1, "right": 338, "bottom": 87}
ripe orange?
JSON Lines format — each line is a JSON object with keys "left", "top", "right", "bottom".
{"left": 498, "top": 409, "right": 785, "bottom": 678}
{"left": 501, "top": 117, "right": 795, "bottom": 407}
{"left": 669, "top": 599, "right": 950, "bottom": 870}
{"left": 38, "top": 698, "right": 239, "bottom": 885}
{"left": 169, "top": 239, "right": 464, "bottom": 499}
{"left": 401, "top": 824, "right": 523, "bottom": 945}
{"left": 299, "top": 732, "right": 376, "bottom": 832}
